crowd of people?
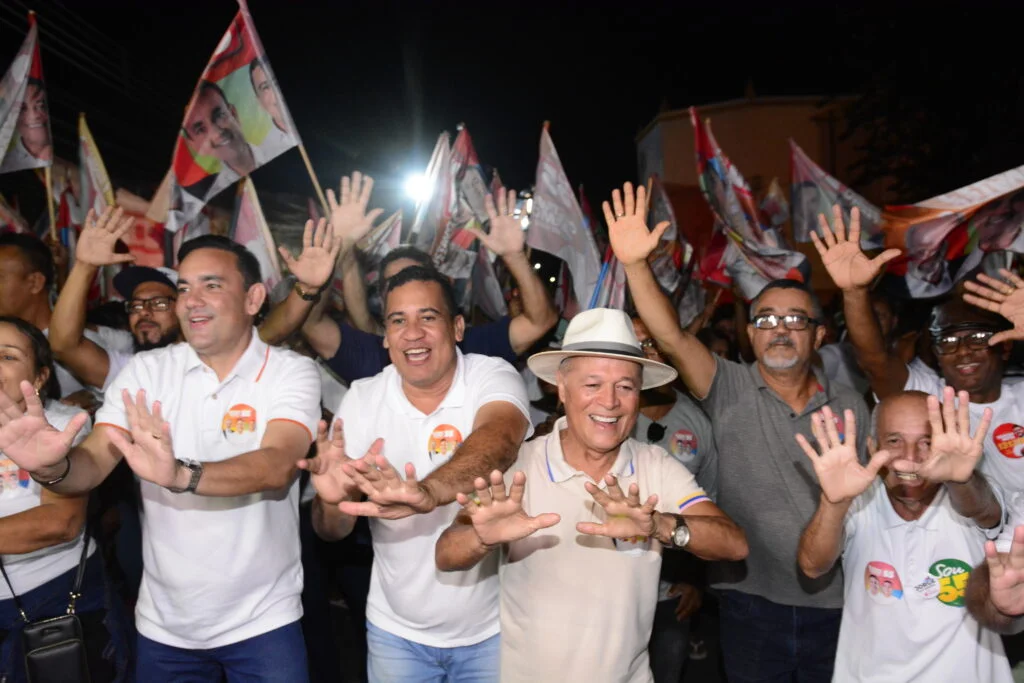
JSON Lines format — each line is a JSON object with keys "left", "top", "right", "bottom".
{"left": 0, "top": 174, "right": 1023, "bottom": 683}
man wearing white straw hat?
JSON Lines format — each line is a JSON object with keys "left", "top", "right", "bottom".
{"left": 436, "top": 307, "right": 748, "bottom": 683}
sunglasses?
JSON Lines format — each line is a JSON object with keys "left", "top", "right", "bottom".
{"left": 933, "top": 330, "right": 995, "bottom": 356}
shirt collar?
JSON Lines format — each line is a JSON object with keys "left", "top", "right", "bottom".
{"left": 390, "top": 348, "right": 467, "bottom": 417}
{"left": 183, "top": 327, "right": 270, "bottom": 383}
{"left": 879, "top": 483, "right": 947, "bottom": 530}
{"left": 544, "top": 417, "right": 637, "bottom": 484}
{"left": 749, "top": 361, "right": 832, "bottom": 412}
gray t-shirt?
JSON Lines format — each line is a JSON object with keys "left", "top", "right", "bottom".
{"left": 701, "top": 358, "right": 869, "bottom": 609}
{"left": 634, "top": 389, "right": 718, "bottom": 501}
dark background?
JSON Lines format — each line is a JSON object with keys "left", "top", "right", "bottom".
{"left": 2, "top": 0, "right": 1024, "bottom": 221}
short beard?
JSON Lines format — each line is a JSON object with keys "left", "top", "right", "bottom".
{"left": 761, "top": 353, "right": 801, "bottom": 370}
{"left": 133, "top": 328, "right": 179, "bottom": 353}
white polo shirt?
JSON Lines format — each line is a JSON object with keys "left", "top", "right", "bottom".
{"left": 95, "top": 331, "right": 320, "bottom": 649}
{"left": 0, "top": 402, "right": 93, "bottom": 599}
{"left": 499, "top": 418, "right": 710, "bottom": 683}
{"left": 337, "top": 350, "right": 531, "bottom": 648}
{"left": 904, "top": 361, "right": 1024, "bottom": 493}
{"left": 834, "top": 479, "right": 1011, "bottom": 682}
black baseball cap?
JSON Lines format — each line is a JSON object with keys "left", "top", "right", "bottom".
{"left": 112, "top": 266, "right": 178, "bottom": 301}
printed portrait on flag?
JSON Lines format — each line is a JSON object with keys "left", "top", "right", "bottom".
{"left": 0, "top": 15, "right": 52, "bottom": 174}
{"left": 171, "top": 7, "right": 298, "bottom": 225}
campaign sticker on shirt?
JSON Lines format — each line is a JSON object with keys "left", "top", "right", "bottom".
{"left": 670, "top": 429, "right": 698, "bottom": 459}
{"left": 993, "top": 423, "right": 1024, "bottom": 459}
{"left": 613, "top": 535, "right": 651, "bottom": 557}
{"left": 911, "top": 574, "right": 941, "bottom": 601}
{"left": 864, "top": 561, "right": 903, "bottom": 604}
{"left": 929, "top": 559, "right": 971, "bottom": 607}
{"left": 221, "top": 404, "right": 257, "bottom": 438}
{"left": 0, "top": 457, "right": 30, "bottom": 493}
{"left": 428, "top": 424, "right": 463, "bottom": 461}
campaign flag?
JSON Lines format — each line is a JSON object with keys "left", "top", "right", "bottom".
{"left": 230, "top": 177, "right": 282, "bottom": 292}
{"left": 648, "top": 174, "right": 684, "bottom": 295}
{"left": 470, "top": 245, "right": 508, "bottom": 321}
{"left": 78, "top": 114, "right": 114, "bottom": 218}
{"left": 0, "top": 13, "right": 53, "bottom": 174}
{"left": 355, "top": 208, "right": 402, "bottom": 291}
{"left": 590, "top": 253, "right": 627, "bottom": 310}
{"left": 527, "top": 124, "right": 601, "bottom": 306}
{"left": 409, "top": 132, "right": 452, "bottom": 252}
{"left": 168, "top": 0, "right": 299, "bottom": 230}
{"left": 434, "top": 127, "right": 486, "bottom": 279}
{"left": 789, "top": 140, "right": 883, "bottom": 247}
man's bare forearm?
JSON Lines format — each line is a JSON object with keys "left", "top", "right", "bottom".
{"left": 654, "top": 512, "right": 748, "bottom": 561}
{"left": 502, "top": 251, "right": 557, "bottom": 353}
{"left": 340, "top": 249, "right": 379, "bottom": 334}
{"left": 797, "top": 495, "right": 851, "bottom": 579}
{"left": 259, "top": 288, "right": 317, "bottom": 345}
{"left": 436, "top": 518, "right": 494, "bottom": 571}
{"left": 312, "top": 494, "right": 357, "bottom": 541}
{"left": 843, "top": 288, "right": 907, "bottom": 398}
{"left": 422, "top": 419, "right": 527, "bottom": 506}
{"left": 0, "top": 499, "right": 87, "bottom": 555}
{"left": 947, "top": 473, "right": 1002, "bottom": 530}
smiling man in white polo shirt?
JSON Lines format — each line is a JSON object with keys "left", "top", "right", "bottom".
{"left": 0, "top": 235, "right": 321, "bottom": 682}
{"left": 303, "top": 264, "right": 531, "bottom": 683}
{"left": 797, "top": 388, "right": 1010, "bottom": 682}
{"left": 435, "top": 308, "right": 748, "bottom": 683}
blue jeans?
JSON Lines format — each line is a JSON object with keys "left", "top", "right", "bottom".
{"left": 718, "top": 590, "right": 841, "bottom": 683}
{"left": 136, "top": 621, "right": 309, "bottom": 683}
{"left": 366, "top": 621, "right": 498, "bottom": 683}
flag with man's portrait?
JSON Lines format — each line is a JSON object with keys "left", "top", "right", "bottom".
{"left": 167, "top": 0, "right": 298, "bottom": 231}
{"left": 0, "top": 13, "right": 53, "bottom": 174}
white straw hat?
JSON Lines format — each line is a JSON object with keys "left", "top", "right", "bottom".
{"left": 527, "top": 308, "right": 677, "bottom": 390}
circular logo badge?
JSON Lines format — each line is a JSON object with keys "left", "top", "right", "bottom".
{"left": 428, "top": 424, "right": 463, "bottom": 461}
{"left": 670, "top": 429, "right": 697, "bottom": 459}
{"left": 864, "top": 561, "right": 903, "bottom": 604}
{"left": 929, "top": 559, "right": 971, "bottom": 607}
{"left": 221, "top": 404, "right": 257, "bottom": 438}
{"left": 993, "top": 423, "right": 1024, "bottom": 459}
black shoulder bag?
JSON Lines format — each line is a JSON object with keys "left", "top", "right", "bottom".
{"left": 0, "top": 529, "right": 92, "bottom": 683}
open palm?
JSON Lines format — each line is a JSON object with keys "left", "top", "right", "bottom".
{"left": 810, "top": 206, "right": 900, "bottom": 290}
{"left": 603, "top": 182, "right": 669, "bottom": 266}
{"left": 466, "top": 189, "right": 524, "bottom": 257}
{"left": 299, "top": 419, "right": 360, "bottom": 504}
{"left": 987, "top": 526, "right": 1024, "bottom": 617}
{"left": 796, "top": 407, "right": 892, "bottom": 503}
{"left": 964, "top": 269, "right": 1024, "bottom": 344}
{"left": 278, "top": 218, "right": 341, "bottom": 291}
{"left": 327, "top": 172, "right": 384, "bottom": 245}
{"left": 77, "top": 207, "right": 136, "bottom": 268}
{"left": 457, "top": 470, "right": 560, "bottom": 547}
{"left": 0, "top": 382, "right": 85, "bottom": 473}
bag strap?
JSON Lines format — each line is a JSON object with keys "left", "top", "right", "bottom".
{"left": 0, "top": 517, "right": 91, "bottom": 621}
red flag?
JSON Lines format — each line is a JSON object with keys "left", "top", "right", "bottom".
{"left": 169, "top": 1, "right": 299, "bottom": 229}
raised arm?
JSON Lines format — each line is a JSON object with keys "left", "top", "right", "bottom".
{"left": 811, "top": 206, "right": 905, "bottom": 398}
{"left": 331, "top": 173, "right": 384, "bottom": 335}
{"left": 605, "top": 182, "right": 716, "bottom": 397}
{"left": 967, "top": 527, "right": 1024, "bottom": 634}
{"left": 50, "top": 208, "right": 135, "bottom": 389}
{"left": 795, "top": 407, "right": 894, "bottom": 578}
{"left": 337, "top": 401, "right": 530, "bottom": 520}
{"left": 963, "top": 268, "right": 1024, "bottom": 345}
{"left": 259, "top": 217, "right": 342, "bottom": 345}
{"left": 468, "top": 189, "right": 557, "bottom": 354}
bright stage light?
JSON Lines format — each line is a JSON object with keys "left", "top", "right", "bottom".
{"left": 404, "top": 173, "right": 430, "bottom": 203}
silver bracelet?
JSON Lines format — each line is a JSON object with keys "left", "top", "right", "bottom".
{"left": 30, "top": 456, "right": 71, "bottom": 486}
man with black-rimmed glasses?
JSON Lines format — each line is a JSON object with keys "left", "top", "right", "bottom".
{"left": 606, "top": 182, "right": 870, "bottom": 683}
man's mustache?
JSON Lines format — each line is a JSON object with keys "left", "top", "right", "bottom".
{"left": 768, "top": 337, "right": 795, "bottom": 348}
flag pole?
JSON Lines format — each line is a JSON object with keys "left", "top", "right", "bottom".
{"left": 297, "top": 144, "right": 329, "bottom": 217}
{"left": 44, "top": 165, "right": 56, "bottom": 240}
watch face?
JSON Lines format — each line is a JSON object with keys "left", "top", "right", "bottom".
{"left": 673, "top": 523, "right": 690, "bottom": 548}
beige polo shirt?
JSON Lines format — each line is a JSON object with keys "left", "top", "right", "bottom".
{"left": 499, "top": 418, "right": 709, "bottom": 683}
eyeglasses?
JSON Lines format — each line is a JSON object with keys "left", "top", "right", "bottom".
{"left": 125, "top": 296, "right": 176, "bottom": 314}
{"left": 750, "top": 314, "right": 820, "bottom": 331}
{"left": 933, "top": 330, "right": 994, "bottom": 355}
{"left": 647, "top": 422, "right": 666, "bottom": 443}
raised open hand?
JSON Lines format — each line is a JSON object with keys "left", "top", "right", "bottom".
{"left": 810, "top": 206, "right": 901, "bottom": 291}
{"left": 985, "top": 526, "right": 1024, "bottom": 618}
{"left": 796, "top": 407, "right": 893, "bottom": 504}
{"left": 456, "top": 470, "right": 560, "bottom": 547}
{"left": 963, "top": 268, "right": 1024, "bottom": 344}
{"left": 298, "top": 419, "right": 360, "bottom": 504}
{"left": 106, "top": 389, "right": 179, "bottom": 488}
{"left": 466, "top": 188, "right": 525, "bottom": 257}
{"left": 0, "top": 381, "right": 86, "bottom": 476}
{"left": 603, "top": 182, "right": 670, "bottom": 267}
{"left": 891, "top": 386, "right": 992, "bottom": 484}
{"left": 326, "top": 172, "right": 384, "bottom": 246}
{"left": 576, "top": 474, "right": 660, "bottom": 540}
{"left": 278, "top": 217, "right": 341, "bottom": 292}
{"left": 77, "top": 207, "right": 137, "bottom": 268}
{"left": 337, "top": 451, "right": 438, "bottom": 520}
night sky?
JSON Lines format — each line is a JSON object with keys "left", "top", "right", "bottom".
{"left": 0, "top": 1, "right": 1020, "bottom": 222}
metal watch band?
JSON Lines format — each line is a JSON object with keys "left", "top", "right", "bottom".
{"left": 167, "top": 459, "right": 203, "bottom": 494}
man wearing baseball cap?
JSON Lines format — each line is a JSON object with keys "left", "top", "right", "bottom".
{"left": 50, "top": 211, "right": 182, "bottom": 392}
{"left": 435, "top": 308, "right": 748, "bottom": 683}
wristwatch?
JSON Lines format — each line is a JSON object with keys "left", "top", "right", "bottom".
{"left": 167, "top": 459, "right": 203, "bottom": 494}
{"left": 293, "top": 281, "right": 322, "bottom": 303}
{"left": 670, "top": 515, "right": 691, "bottom": 549}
